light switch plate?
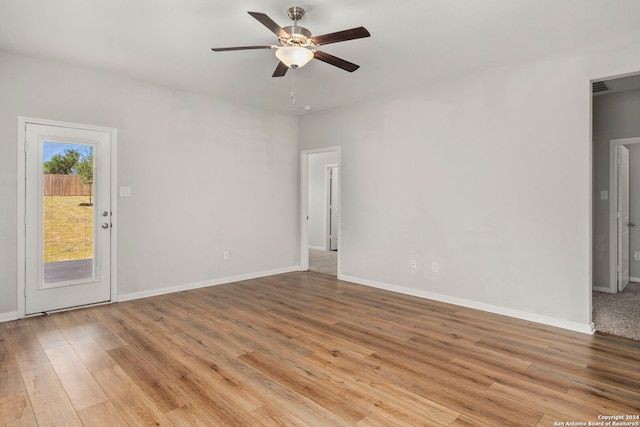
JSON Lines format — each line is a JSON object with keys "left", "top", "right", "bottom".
{"left": 600, "top": 190, "right": 608, "bottom": 200}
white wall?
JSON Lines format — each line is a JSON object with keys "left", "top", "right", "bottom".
{"left": 5, "top": 34, "right": 640, "bottom": 332}
{"left": 308, "top": 151, "right": 339, "bottom": 249}
{"left": 592, "top": 89, "right": 640, "bottom": 285}
{"left": 0, "top": 52, "right": 299, "bottom": 318}
{"left": 299, "top": 35, "right": 640, "bottom": 331}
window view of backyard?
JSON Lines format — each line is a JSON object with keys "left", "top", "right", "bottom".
{"left": 42, "top": 142, "right": 95, "bottom": 284}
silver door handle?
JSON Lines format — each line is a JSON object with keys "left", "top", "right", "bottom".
{"left": 101, "top": 223, "right": 110, "bottom": 229}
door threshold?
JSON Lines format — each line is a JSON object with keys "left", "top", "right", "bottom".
{"left": 25, "top": 300, "right": 112, "bottom": 317}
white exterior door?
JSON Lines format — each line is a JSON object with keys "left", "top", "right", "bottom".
{"left": 25, "top": 122, "right": 112, "bottom": 314}
{"left": 617, "top": 145, "right": 630, "bottom": 292}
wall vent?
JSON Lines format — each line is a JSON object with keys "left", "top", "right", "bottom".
{"left": 592, "top": 81, "right": 609, "bottom": 93}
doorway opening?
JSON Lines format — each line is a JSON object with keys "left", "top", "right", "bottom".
{"left": 592, "top": 72, "right": 640, "bottom": 340}
{"left": 300, "top": 147, "right": 340, "bottom": 277}
{"left": 17, "top": 117, "right": 118, "bottom": 317}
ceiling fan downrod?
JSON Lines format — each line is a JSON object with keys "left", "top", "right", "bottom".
{"left": 287, "top": 6, "right": 305, "bottom": 24}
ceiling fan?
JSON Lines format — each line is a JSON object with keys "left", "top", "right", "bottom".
{"left": 211, "top": 6, "right": 370, "bottom": 77}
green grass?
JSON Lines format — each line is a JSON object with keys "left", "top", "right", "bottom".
{"left": 43, "top": 196, "right": 94, "bottom": 263}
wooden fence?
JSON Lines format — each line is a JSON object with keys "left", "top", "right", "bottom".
{"left": 44, "top": 174, "right": 92, "bottom": 196}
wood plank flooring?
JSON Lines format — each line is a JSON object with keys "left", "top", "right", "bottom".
{"left": 2, "top": 272, "right": 640, "bottom": 426}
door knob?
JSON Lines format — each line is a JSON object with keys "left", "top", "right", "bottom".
{"left": 629, "top": 222, "right": 636, "bottom": 227}
{"left": 101, "top": 223, "right": 110, "bottom": 229}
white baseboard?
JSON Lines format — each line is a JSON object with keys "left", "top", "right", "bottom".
{"left": 0, "top": 311, "right": 18, "bottom": 323}
{"left": 308, "top": 245, "right": 325, "bottom": 251}
{"left": 339, "top": 274, "right": 594, "bottom": 335}
{"left": 595, "top": 278, "right": 640, "bottom": 293}
{"left": 118, "top": 266, "right": 299, "bottom": 302}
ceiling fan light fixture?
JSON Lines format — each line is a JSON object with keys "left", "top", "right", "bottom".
{"left": 276, "top": 46, "right": 314, "bottom": 69}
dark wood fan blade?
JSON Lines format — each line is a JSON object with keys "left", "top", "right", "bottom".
{"left": 314, "top": 51, "right": 360, "bottom": 72}
{"left": 272, "top": 61, "right": 289, "bottom": 77}
{"left": 248, "top": 12, "right": 288, "bottom": 38}
{"left": 311, "top": 27, "right": 370, "bottom": 46}
{"left": 211, "top": 46, "right": 273, "bottom": 52}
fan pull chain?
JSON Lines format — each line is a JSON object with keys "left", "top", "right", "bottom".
{"left": 290, "top": 68, "right": 297, "bottom": 105}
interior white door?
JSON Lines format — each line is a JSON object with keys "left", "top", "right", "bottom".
{"left": 329, "top": 166, "right": 339, "bottom": 251}
{"left": 25, "top": 123, "right": 112, "bottom": 314}
{"left": 617, "top": 145, "right": 630, "bottom": 292}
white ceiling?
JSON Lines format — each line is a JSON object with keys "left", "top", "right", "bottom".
{"left": 2, "top": 0, "right": 640, "bottom": 115}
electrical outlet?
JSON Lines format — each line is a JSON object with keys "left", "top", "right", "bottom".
{"left": 119, "top": 186, "right": 132, "bottom": 197}
{"left": 431, "top": 262, "right": 439, "bottom": 273}
{"left": 223, "top": 251, "right": 230, "bottom": 261}
{"left": 410, "top": 259, "right": 417, "bottom": 269}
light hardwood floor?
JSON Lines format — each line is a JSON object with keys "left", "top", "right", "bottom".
{"left": 2, "top": 272, "right": 640, "bottom": 426}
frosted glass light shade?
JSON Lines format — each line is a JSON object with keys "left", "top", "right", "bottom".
{"left": 275, "top": 46, "right": 314, "bottom": 69}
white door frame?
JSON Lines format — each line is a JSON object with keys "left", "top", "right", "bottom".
{"left": 607, "top": 137, "right": 640, "bottom": 294}
{"left": 300, "top": 147, "right": 341, "bottom": 273}
{"left": 325, "top": 163, "right": 338, "bottom": 251}
{"left": 17, "top": 117, "right": 118, "bottom": 317}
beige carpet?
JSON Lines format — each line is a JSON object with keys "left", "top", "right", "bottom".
{"left": 308, "top": 249, "right": 337, "bottom": 277}
{"left": 593, "top": 282, "right": 640, "bottom": 341}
